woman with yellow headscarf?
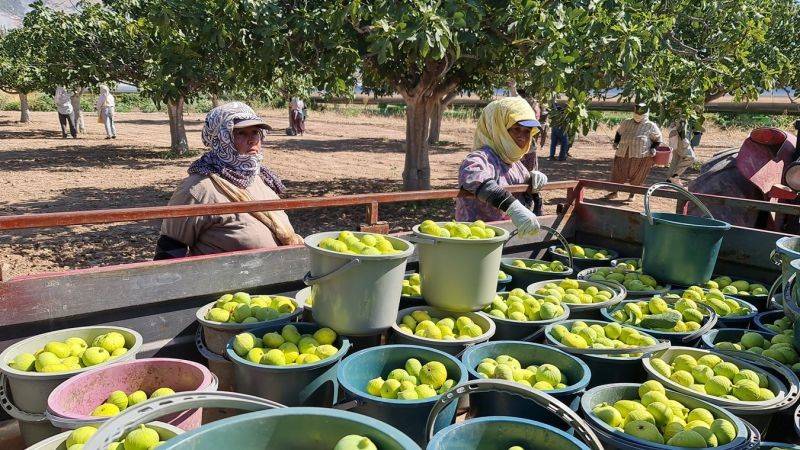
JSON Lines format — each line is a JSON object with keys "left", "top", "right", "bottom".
{"left": 455, "top": 97, "right": 548, "bottom": 236}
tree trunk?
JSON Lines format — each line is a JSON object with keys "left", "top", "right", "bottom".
{"left": 70, "top": 88, "right": 85, "bottom": 133}
{"left": 403, "top": 97, "right": 434, "bottom": 190}
{"left": 167, "top": 96, "right": 189, "bottom": 155}
{"left": 18, "top": 92, "right": 30, "bottom": 123}
{"left": 211, "top": 94, "right": 221, "bottom": 107}
{"left": 427, "top": 91, "right": 458, "bottom": 145}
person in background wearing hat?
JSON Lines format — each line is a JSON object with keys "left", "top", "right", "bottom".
{"left": 55, "top": 86, "right": 77, "bottom": 139}
{"left": 607, "top": 103, "right": 663, "bottom": 200}
{"left": 455, "top": 97, "right": 548, "bottom": 236}
{"left": 154, "top": 102, "right": 303, "bottom": 259}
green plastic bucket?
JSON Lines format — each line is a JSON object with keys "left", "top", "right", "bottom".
{"left": 336, "top": 344, "right": 468, "bottom": 445}
{"left": 543, "top": 319, "right": 670, "bottom": 388}
{"left": 403, "top": 272, "right": 514, "bottom": 308}
{"left": 424, "top": 379, "right": 603, "bottom": 450}
{"left": 500, "top": 225, "right": 575, "bottom": 290}
{"left": 753, "top": 310, "right": 783, "bottom": 335}
{"left": 304, "top": 231, "right": 414, "bottom": 335}
{"left": 83, "top": 391, "right": 288, "bottom": 450}
{"left": 548, "top": 246, "right": 619, "bottom": 272}
{"left": 642, "top": 346, "right": 800, "bottom": 434}
{"left": 600, "top": 298, "right": 718, "bottom": 345}
{"left": 0, "top": 326, "right": 143, "bottom": 447}
{"left": 486, "top": 292, "right": 570, "bottom": 341}
{"left": 527, "top": 279, "right": 625, "bottom": 320}
{"left": 773, "top": 237, "right": 800, "bottom": 293}
{"left": 700, "top": 328, "right": 777, "bottom": 352}
{"left": 580, "top": 383, "right": 756, "bottom": 450}
{"left": 225, "top": 322, "right": 351, "bottom": 407}
{"left": 460, "top": 341, "right": 590, "bottom": 427}
{"left": 410, "top": 223, "right": 509, "bottom": 312}
{"left": 640, "top": 182, "right": 731, "bottom": 286}
{"left": 28, "top": 421, "right": 182, "bottom": 450}
{"left": 195, "top": 294, "right": 304, "bottom": 355}
{"left": 390, "top": 306, "right": 495, "bottom": 355}
{"left": 577, "top": 267, "right": 671, "bottom": 299}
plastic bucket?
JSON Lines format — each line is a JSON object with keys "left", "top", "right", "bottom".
{"left": 390, "top": 306, "right": 495, "bottom": 355}
{"left": 0, "top": 326, "right": 142, "bottom": 447}
{"left": 758, "top": 443, "right": 800, "bottom": 449}
{"left": 195, "top": 327, "right": 236, "bottom": 393}
{"left": 424, "top": 379, "right": 603, "bottom": 450}
{"left": 403, "top": 272, "right": 513, "bottom": 308}
{"left": 527, "top": 279, "right": 625, "bottom": 320}
{"left": 653, "top": 145, "right": 672, "bottom": 166}
{"left": 641, "top": 183, "right": 731, "bottom": 286}
{"left": 547, "top": 246, "right": 619, "bottom": 272}
{"left": 461, "top": 341, "right": 590, "bottom": 427}
{"left": 195, "top": 294, "right": 304, "bottom": 355}
{"left": 580, "top": 383, "right": 756, "bottom": 450}
{"left": 543, "top": 319, "right": 671, "bottom": 388}
{"left": 496, "top": 272, "right": 513, "bottom": 292}
{"left": 487, "top": 292, "right": 570, "bottom": 341}
{"left": 501, "top": 258, "right": 574, "bottom": 290}
{"left": 304, "top": 231, "right": 414, "bottom": 335}
{"left": 642, "top": 346, "right": 800, "bottom": 433}
{"left": 753, "top": 310, "right": 784, "bottom": 335}
{"left": 600, "top": 298, "right": 718, "bottom": 346}
{"left": 773, "top": 237, "right": 800, "bottom": 293}
{"left": 336, "top": 344, "right": 468, "bottom": 445}
{"left": 83, "top": 391, "right": 288, "bottom": 450}
{"left": 700, "top": 328, "right": 777, "bottom": 352}
{"left": 226, "top": 322, "right": 350, "bottom": 407}
{"left": 410, "top": 223, "right": 509, "bottom": 312}
{"left": 46, "top": 358, "right": 217, "bottom": 431}
{"left": 577, "top": 267, "right": 671, "bottom": 299}
{"left": 27, "top": 421, "right": 182, "bottom": 450}
{"left": 295, "top": 286, "right": 314, "bottom": 322}
{"left": 661, "top": 288, "right": 759, "bottom": 329}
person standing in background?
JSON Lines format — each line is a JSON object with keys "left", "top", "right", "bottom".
{"left": 608, "top": 103, "right": 663, "bottom": 200}
{"left": 55, "top": 86, "right": 76, "bottom": 139}
{"left": 96, "top": 85, "right": 117, "bottom": 139}
{"left": 548, "top": 104, "right": 570, "bottom": 161}
{"left": 666, "top": 119, "right": 696, "bottom": 186}
{"left": 289, "top": 97, "right": 306, "bottom": 136}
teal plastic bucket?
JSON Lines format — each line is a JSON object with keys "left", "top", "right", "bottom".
{"left": 336, "top": 344, "right": 468, "bottom": 445}
{"left": 500, "top": 257, "right": 574, "bottom": 290}
{"left": 486, "top": 292, "right": 570, "bottom": 341}
{"left": 427, "top": 416, "right": 589, "bottom": 450}
{"left": 640, "top": 183, "right": 731, "bottom": 286}
{"left": 700, "top": 328, "right": 777, "bottom": 351}
{"left": 580, "top": 383, "right": 755, "bottom": 450}
{"left": 600, "top": 298, "right": 718, "bottom": 346}
{"left": 390, "top": 306, "right": 496, "bottom": 355}
{"left": 225, "top": 322, "right": 350, "bottom": 407}
{"left": 304, "top": 231, "right": 414, "bottom": 336}
{"left": 543, "top": 319, "right": 670, "bottom": 388}
{"left": 753, "top": 310, "right": 784, "bottom": 335}
{"left": 460, "top": 341, "right": 590, "bottom": 427}
{"left": 773, "top": 237, "right": 800, "bottom": 292}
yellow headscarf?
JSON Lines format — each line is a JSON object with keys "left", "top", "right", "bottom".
{"left": 474, "top": 97, "right": 538, "bottom": 164}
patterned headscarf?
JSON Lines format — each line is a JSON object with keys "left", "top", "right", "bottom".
{"left": 188, "top": 102, "right": 286, "bottom": 193}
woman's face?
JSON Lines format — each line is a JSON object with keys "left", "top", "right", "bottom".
{"left": 507, "top": 123, "right": 533, "bottom": 148}
{"left": 233, "top": 126, "right": 263, "bottom": 156}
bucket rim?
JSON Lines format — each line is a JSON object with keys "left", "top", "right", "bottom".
{"left": 486, "top": 292, "right": 570, "bottom": 326}
{"left": 460, "top": 340, "right": 591, "bottom": 394}
{"left": 195, "top": 295, "right": 304, "bottom": 331}
{"left": 410, "top": 223, "right": 510, "bottom": 244}
{"left": 752, "top": 310, "right": 783, "bottom": 335}
{"left": 0, "top": 326, "right": 143, "bottom": 379}
{"left": 158, "top": 407, "right": 420, "bottom": 450}
{"left": 600, "top": 299, "right": 714, "bottom": 337}
{"left": 543, "top": 319, "right": 661, "bottom": 361}
{"left": 776, "top": 236, "right": 800, "bottom": 257}
{"left": 699, "top": 327, "right": 777, "bottom": 351}
{"left": 46, "top": 358, "right": 214, "bottom": 421}
{"left": 428, "top": 415, "right": 590, "bottom": 450}
{"left": 580, "top": 382, "right": 749, "bottom": 450}
{"left": 642, "top": 346, "right": 789, "bottom": 409}
{"left": 304, "top": 231, "right": 415, "bottom": 259}
{"left": 640, "top": 211, "right": 732, "bottom": 230}
{"left": 225, "top": 322, "right": 351, "bottom": 372}
{"left": 28, "top": 421, "right": 182, "bottom": 450}
{"left": 499, "top": 257, "right": 574, "bottom": 276}
{"left": 527, "top": 278, "right": 625, "bottom": 312}
{"left": 336, "top": 344, "right": 468, "bottom": 406}
{"left": 663, "top": 289, "right": 759, "bottom": 319}
{"left": 576, "top": 267, "right": 672, "bottom": 297}
{"left": 392, "top": 306, "right": 496, "bottom": 346}
{"left": 547, "top": 245, "right": 619, "bottom": 262}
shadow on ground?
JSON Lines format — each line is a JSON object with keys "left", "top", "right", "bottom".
{"left": 0, "top": 146, "right": 188, "bottom": 172}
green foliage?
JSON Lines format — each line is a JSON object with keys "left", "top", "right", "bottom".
{"left": 0, "top": 27, "right": 46, "bottom": 95}
{"left": 710, "top": 113, "right": 795, "bottom": 131}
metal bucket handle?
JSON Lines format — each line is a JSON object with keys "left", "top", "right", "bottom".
{"left": 303, "top": 258, "right": 362, "bottom": 286}
{"left": 423, "top": 379, "right": 603, "bottom": 450}
{"left": 0, "top": 373, "right": 47, "bottom": 422}
{"left": 504, "top": 226, "right": 574, "bottom": 271}
{"left": 83, "top": 392, "right": 285, "bottom": 450}
{"left": 766, "top": 276, "right": 783, "bottom": 310}
{"left": 715, "top": 349, "right": 800, "bottom": 413}
{"left": 782, "top": 273, "right": 800, "bottom": 316}
{"left": 644, "top": 182, "right": 715, "bottom": 225}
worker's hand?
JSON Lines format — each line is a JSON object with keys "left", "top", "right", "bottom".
{"left": 529, "top": 170, "right": 548, "bottom": 193}
{"left": 506, "top": 200, "right": 541, "bottom": 236}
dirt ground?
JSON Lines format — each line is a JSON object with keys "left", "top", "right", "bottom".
{"left": 0, "top": 108, "right": 749, "bottom": 278}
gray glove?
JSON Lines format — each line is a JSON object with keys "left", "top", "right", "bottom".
{"left": 530, "top": 170, "right": 548, "bottom": 193}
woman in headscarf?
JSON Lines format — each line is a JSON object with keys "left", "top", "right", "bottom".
{"left": 96, "top": 85, "right": 117, "bottom": 139}
{"left": 154, "top": 102, "right": 303, "bottom": 259}
{"left": 455, "top": 97, "right": 548, "bottom": 236}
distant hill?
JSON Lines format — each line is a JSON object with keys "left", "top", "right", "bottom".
{"left": 0, "top": 0, "right": 80, "bottom": 29}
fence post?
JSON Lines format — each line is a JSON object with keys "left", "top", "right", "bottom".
{"left": 359, "top": 201, "right": 389, "bottom": 233}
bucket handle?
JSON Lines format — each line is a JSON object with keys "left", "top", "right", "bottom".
{"left": 715, "top": 349, "right": 800, "bottom": 413}
{"left": 303, "top": 258, "right": 362, "bottom": 286}
{"left": 770, "top": 249, "right": 782, "bottom": 267}
{"left": 297, "top": 338, "right": 351, "bottom": 407}
{"left": 765, "top": 276, "right": 783, "bottom": 310}
{"left": 423, "top": 379, "right": 603, "bottom": 450}
{"left": 83, "top": 392, "right": 286, "bottom": 450}
{"left": 644, "top": 182, "right": 714, "bottom": 225}
{"left": 503, "top": 226, "right": 575, "bottom": 271}
{"left": 194, "top": 327, "right": 226, "bottom": 361}
{"left": 406, "top": 235, "right": 439, "bottom": 246}
{"left": 0, "top": 373, "right": 47, "bottom": 423}
{"left": 740, "top": 419, "right": 762, "bottom": 450}
{"left": 782, "top": 273, "right": 800, "bottom": 316}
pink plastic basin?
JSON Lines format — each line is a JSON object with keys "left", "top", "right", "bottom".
{"left": 47, "top": 358, "right": 215, "bottom": 431}
{"left": 653, "top": 146, "right": 672, "bottom": 166}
